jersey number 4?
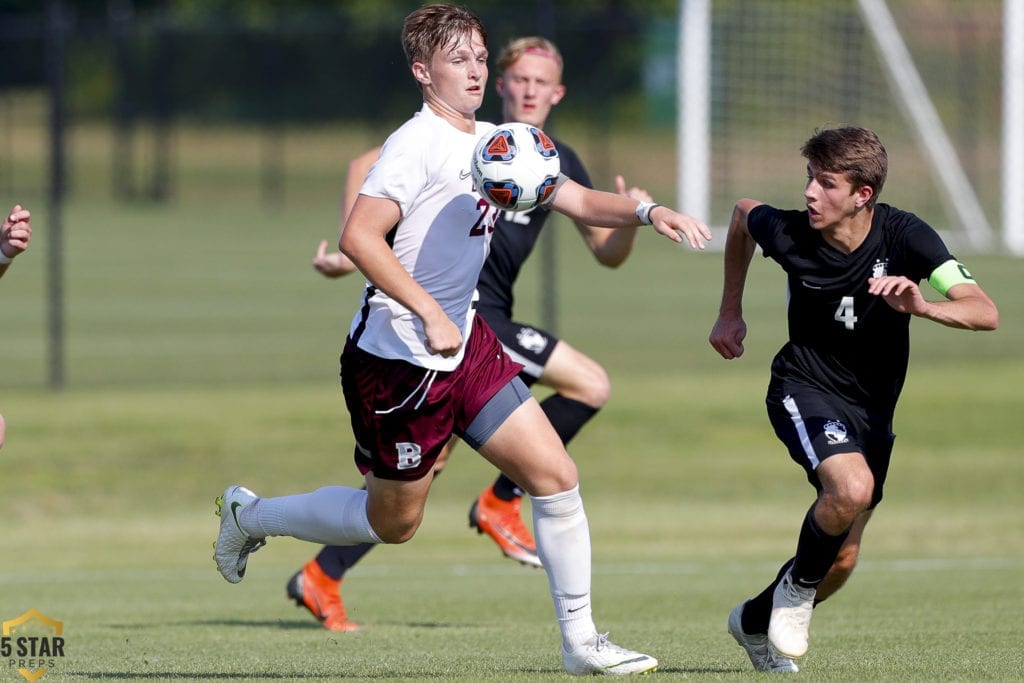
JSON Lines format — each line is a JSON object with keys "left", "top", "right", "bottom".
{"left": 834, "top": 296, "right": 858, "bottom": 330}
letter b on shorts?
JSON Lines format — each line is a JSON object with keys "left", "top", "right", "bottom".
{"left": 395, "top": 442, "right": 422, "bottom": 470}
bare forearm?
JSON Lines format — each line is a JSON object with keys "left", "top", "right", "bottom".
{"left": 917, "top": 289, "right": 999, "bottom": 331}
{"left": 718, "top": 201, "right": 759, "bottom": 315}
{"left": 583, "top": 225, "right": 639, "bottom": 267}
{"left": 555, "top": 183, "right": 642, "bottom": 228}
{"left": 343, "top": 236, "right": 444, "bottom": 324}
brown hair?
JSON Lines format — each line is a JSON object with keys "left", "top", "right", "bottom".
{"left": 401, "top": 3, "right": 487, "bottom": 68}
{"left": 802, "top": 127, "right": 888, "bottom": 206}
{"left": 496, "top": 36, "right": 563, "bottom": 79}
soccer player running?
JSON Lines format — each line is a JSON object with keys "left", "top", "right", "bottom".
{"left": 214, "top": 4, "right": 710, "bottom": 676}
{"left": 0, "top": 203, "right": 33, "bottom": 449}
{"left": 709, "top": 126, "right": 998, "bottom": 673}
{"left": 298, "top": 36, "right": 653, "bottom": 632}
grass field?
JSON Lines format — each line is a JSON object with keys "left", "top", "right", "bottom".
{"left": 1, "top": 124, "right": 1022, "bottom": 681}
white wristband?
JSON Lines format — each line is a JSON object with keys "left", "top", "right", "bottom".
{"left": 635, "top": 201, "right": 662, "bottom": 225}
{"left": 0, "top": 250, "right": 12, "bottom": 265}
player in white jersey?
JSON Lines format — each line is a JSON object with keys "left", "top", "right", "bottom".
{"left": 292, "top": 37, "right": 655, "bottom": 632}
{"left": 214, "top": 4, "right": 710, "bottom": 676}
{"left": 350, "top": 103, "right": 494, "bottom": 369}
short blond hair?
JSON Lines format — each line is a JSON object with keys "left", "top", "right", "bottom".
{"left": 496, "top": 36, "right": 563, "bottom": 80}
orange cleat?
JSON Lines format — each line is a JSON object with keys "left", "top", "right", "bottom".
{"left": 468, "top": 486, "right": 542, "bottom": 568}
{"left": 286, "top": 558, "right": 360, "bottom": 632}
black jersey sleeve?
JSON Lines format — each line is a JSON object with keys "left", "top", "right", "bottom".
{"left": 884, "top": 207, "right": 954, "bottom": 282}
{"left": 746, "top": 203, "right": 804, "bottom": 260}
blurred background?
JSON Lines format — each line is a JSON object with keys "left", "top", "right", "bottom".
{"left": 0, "top": 0, "right": 1013, "bottom": 392}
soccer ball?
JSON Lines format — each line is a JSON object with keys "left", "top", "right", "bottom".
{"left": 471, "top": 122, "right": 561, "bottom": 212}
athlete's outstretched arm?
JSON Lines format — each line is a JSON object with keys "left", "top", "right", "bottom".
{"left": 709, "top": 198, "right": 762, "bottom": 360}
{"left": 551, "top": 178, "right": 711, "bottom": 249}
{"left": 313, "top": 147, "right": 382, "bottom": 278}
{"left": 575, "top": 175, "right": 649, "bottom": 267}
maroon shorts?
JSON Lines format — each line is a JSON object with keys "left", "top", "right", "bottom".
{"left": 340, "top": 314, "right": 523, "bottom": 481}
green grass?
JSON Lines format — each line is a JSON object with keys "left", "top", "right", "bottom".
{"left": 1, "top": 125, "right": 1023, "bottom": 680}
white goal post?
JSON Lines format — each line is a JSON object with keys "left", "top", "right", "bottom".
{"left": 676, "top": 0, "right": 1020, "bottom": 255}
{"left": 1004, "top": 0, "right": 1024, "bottom": 255}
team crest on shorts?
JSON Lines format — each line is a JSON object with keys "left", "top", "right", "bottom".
{"left": 516, "top": 327, "right": 548, "bottom": 354}
{"left": 824, "top": 419, "right": 849, "bottom": 445}
{"left": 395, "top": 442, "right": 422, "bottom": 470}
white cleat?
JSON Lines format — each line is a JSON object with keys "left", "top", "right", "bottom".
{"left": 768, "top": 569, "right": 816, "bottom": 659}
{"left": 728, "top": 602, "right": 799, "bottom": 673}
{"left": 562, "top": 633, "right": 658, "bottom": 676}
{"left": 213, "top": 485, "right": 266, "bottom": 584}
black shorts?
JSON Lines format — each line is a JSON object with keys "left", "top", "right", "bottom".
{"left": 477, "top": 306, "right": 558, "bottom": 385}
{"left": 766, "top": 383, "right": 895, "bottom": 508}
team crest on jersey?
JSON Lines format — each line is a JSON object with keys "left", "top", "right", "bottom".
{"left": 516, "top": 327, "right": 548, "bottom": 354}
{"left": 824, "top": 420, "right": 849, "bottom": 445}
{"left": 872, "top": 259, "right": 889, "bottom": 279}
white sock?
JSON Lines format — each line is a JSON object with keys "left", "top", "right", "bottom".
{"left": 531, "top": 484, "right": 596, "bottom": 650}
{"left": 240, "top": 486, "right": 382, "bottom": 546}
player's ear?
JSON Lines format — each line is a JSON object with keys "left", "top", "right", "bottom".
{"left": 411, "top": 61, "right": 431, "bottom": 86}
{"left": 854, "top": 184, "right": 873, "bottom": 209}
{"left": 550, "top": 83, "right": 566, "bottom": 106}
{"left": 494, "top": 76, "right": 505, "bottom": 96}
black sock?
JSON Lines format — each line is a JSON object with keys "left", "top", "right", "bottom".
{"left": 491, "top": 473, "right": 522, "bottom": 500}
{"left": 539, "top": 394, "right": 598, "bottom": 446}
{"left": 315, "top": 543, "right": 374, "bottom": 580}
{"left": 741, "top": 558, "right": 794, "bottom": 635}
{"left": 792, "top": 504, "right": 850, "bottom": 589}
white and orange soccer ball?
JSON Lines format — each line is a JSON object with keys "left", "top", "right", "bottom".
{"left": 471, "top": 122, "right": 561, "bottom": 213}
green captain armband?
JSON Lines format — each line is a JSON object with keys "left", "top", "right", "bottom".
{"left": 928, "top": 259, "right": 976, "bottom": 298}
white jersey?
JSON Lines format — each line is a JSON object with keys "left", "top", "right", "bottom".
{"left": 348, "top": 104, "right": 500, "bottom": 370}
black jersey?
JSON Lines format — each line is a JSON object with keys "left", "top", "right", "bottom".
{"left": 476, "top": 139, "right": 593, "bottom": 317}
{"left": 749, "top": 203, "right": 953, "bottom": 415}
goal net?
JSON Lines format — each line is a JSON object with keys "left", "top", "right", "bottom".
{"left": 677, "top": 0, "right": 1007, "bottom": 253}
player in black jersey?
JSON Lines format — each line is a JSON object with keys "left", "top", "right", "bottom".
{"left": 298, "top": 36, "right": 657, "bottom": 632}
{"left": 710, "top": 126, "right": 998, "bottom": 672}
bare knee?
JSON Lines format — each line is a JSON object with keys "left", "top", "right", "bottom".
{"left": 367, "top": 500, "right": 424, "bottom": 543}
{"left": 370, "top": 516, "right": 421, "bottom": 544}
{"left": 840, "top": 479, "right": 874, "bottom": 520}
{"left": 542, "top": 345, "right": 611, "bottom": 408}
{"left": 817, "top": 478, "right": 874, "bottom": 533}
{"left": 518, "top": 452, "right": 579, "bottom": 497}
{"left": 364, "top": 474, "right": 430, "bottom": 544}
{"left": 576, "top": 364, "right": 611, "bottom": 408}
